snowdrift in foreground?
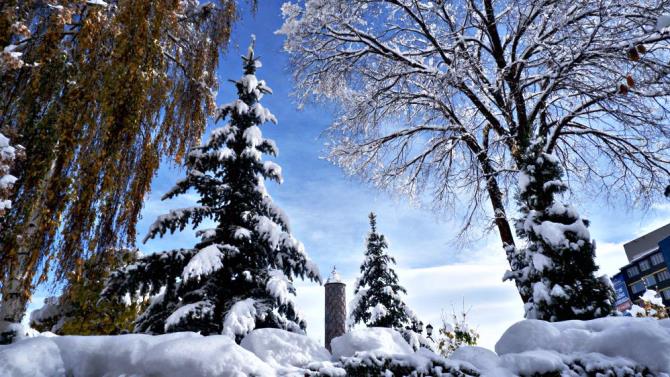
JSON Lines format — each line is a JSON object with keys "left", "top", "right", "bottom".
{"left": 0, "top": 332, "right": 273, "bottom": 377}
{"left": 458, "top": 317, "right": 670, "bottom": 377}
{"left": 331, "top": 327, "right": 413, "bottom": 358}
{"left": 496, "top": 317, "right": 670, "bottom": 373}
{"left": 1, "top": 317, "right": 669, "bottom": 376}
{"left": 240, "top": 328, "right": 331, "bottom": 370}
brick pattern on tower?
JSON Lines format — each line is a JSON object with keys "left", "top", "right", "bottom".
{"left": 324, "top": 267, "right": 346, "bottom": 351}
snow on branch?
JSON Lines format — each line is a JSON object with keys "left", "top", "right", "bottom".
{"left": 164, "top": 300, "right": 215, "bottom": 332}
{"left": 182, "top": 244, "right": 227, "bottom": 282}
{"left": 279, "top": 0, "right": 670, "bottom": 221}
{"left": 143, "top": 206, "right": 212, "bottom": 243}
{"left": 222, "top": 298, "right": 260, "bottom": 339}
{"left": 266, "top": 269, "right": 296, "bottom": 306}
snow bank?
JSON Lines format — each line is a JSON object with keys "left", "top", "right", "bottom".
{"left": 452, "top": 346, "right": 514, "bottom": 376}
{"left": 330, "top": 327, "right": 413, "bottom": 358}
{"left": 240, "top": 328, "right": 330, "bottom": 369}
{"left": 455, "top": 345, "right": 651, "bottom": 377}
{"left": 331, "top": 327, "right": 477, "bottom": 376}
{"left": 0, "top": 332, "right": 273, "bottom": 377}
{"left": 3, "top": 318, "right": 670, "bottom": 376}
{"left": 494, "top": 317, "right": 670, "bottom": 374}
{"left": 0, "top": 336, "right": 65, "bottom": 377}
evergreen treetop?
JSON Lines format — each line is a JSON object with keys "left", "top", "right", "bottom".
{"left": 104, "top": 37, "right": 321, "bottom": 341}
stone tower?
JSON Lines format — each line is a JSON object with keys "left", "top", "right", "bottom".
{"left": 324, "top": 267, "right": 346, "bottom": 351}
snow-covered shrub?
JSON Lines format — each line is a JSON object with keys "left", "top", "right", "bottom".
{"left": 495, "top": 317, "right": 670, "bottom": 374}
{"left": 456, "top": 346, "right": 658, "bottom": 377}
{"left": 240, "top": 328, "right": 330, "bottom": 370}
{"left": 330, "top": 327, "right": 477, "bottom": 376}
{"left": 331, "top": 327, "right": 414, "bottom": 358}
{"left": 29, "top": 297, "right": 68, "bottom": 334}
{"left": 628, "top": 290, "right": 668, "bottom": 319}
{"left": 3, "top": 319, "right": 670, "bottom": 376}
{"left": 340, "top": 349, "right": 479, "bottom": 377}
{"left": 400, "top": 327, "right": 437, "bottom": 352}
{"left": 0, "top": 332, "right": 274, "bottom": 377}
{"left": 437, "top": 308, "right": 479, "bottom": 357}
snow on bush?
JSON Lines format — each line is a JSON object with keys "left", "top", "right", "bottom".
{"left": 339, "top": 347, "right": 478, "bottom": 377}
{"left": 455, "top": 346, "right": 654, "bottom": 377}
{"left": 330, "top": 327, "right": 414, "bottom": 358}
{"left": 628, "top": 289, "right": 669, "bottom": 319}
{"left": 240, "top": 328, "right": 330, "bottom": 370}
{"left": 330, "top": 327, "right": 477, "bottom": 376}
{"left": 3, "top": 318, "right": 670, "bottom": 376}
{"left": 495, "top": 317, "right": 670, "bottom": 374}
{"left": 0, "top": 332, "right": 273, "bottom": 377}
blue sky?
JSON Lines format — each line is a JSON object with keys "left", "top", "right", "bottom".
{"left": 28, "top": 0, "right": 670, "bottom": 350}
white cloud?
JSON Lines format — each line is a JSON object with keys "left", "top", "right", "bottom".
{"left": 595, "top": 241, "right": 630, "bottom": 277}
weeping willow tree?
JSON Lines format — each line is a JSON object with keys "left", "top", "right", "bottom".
{"left": 0, "top": 0, "right": 242, "bottom": 338}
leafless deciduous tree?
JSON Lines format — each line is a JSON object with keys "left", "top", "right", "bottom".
{"left": 279, "top": 0, "right": 670, "bottom": 301}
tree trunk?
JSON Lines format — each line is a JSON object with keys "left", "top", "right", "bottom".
{"left": 0, "top": 159, "right": 54, "bottom": 343}
{"left": 461, "top": 133, "right": 527, "bottom": 303}
{"left": 0, "top": 205, "right": 39, "bottom": 343}
{"left": 483, "top": 175, "right": 529, "bottom": 304}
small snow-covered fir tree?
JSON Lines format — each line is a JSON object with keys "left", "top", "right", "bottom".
{"left": 349, "top": 213, "right": 418, "bottom": 331}
{"left": 628, "top": 290, "right": 668, "bottom": 319}
{"left": 104, "top": 38, "right": 320, "bottom": 340}
{"left": 505, "top": 141, "right": 614, "bottom": 321}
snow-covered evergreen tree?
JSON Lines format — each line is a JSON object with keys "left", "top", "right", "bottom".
{"left": 104, "top": 38, "right": 321, "bottom": 341}
{"left": 349, "top": 213, "right": 418, "bottom": 330}
{"left": 505, "top": 141, "right": 614, "bottom": 321}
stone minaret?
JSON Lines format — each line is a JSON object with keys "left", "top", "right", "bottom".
{"left": 324, "top": 267, "right": 346, "bottom": 351}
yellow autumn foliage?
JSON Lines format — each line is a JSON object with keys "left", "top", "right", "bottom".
{"left": 0, "top": 0, "right": 240, "bottom": 318}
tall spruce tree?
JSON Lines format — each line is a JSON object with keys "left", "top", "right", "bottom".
{"left": 349, "top": 213, "right": 418, "bottom": 330}
{"left": 104, "top": 38, "right": 321, "bottom": 340}
{"left": 505, "top": 141, "right": 614, "bottom": 321}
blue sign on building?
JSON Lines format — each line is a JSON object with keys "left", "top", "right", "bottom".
{"left": 612, "top": 273, "right": 632, "bottom": 310}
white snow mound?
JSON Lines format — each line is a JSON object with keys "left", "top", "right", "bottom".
{"left": 0, "top": 332, "right": 274, "bottom": 377}
{"left": 495, "top": 317, "right": 670, "bottom": 373}
{"left": 241, "top": 328, "right": 330, "bottom": 369}
{"left": 4, "top": 318, "right": 670, "bottom": 376}
{"left": 330, "top": 326, "right": 413, "bottom": 358}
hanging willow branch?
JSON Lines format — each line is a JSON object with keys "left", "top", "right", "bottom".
{"left": 0, "top": 0, "right": 239, "bottom": 305}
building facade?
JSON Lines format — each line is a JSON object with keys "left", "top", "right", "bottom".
{"left": 612, "top": 223, "right": 670, "bottom": 311}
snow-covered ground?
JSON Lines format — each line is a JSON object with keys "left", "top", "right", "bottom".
{"left": 1, "top": 317, "right": 669, "bottom": 376}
